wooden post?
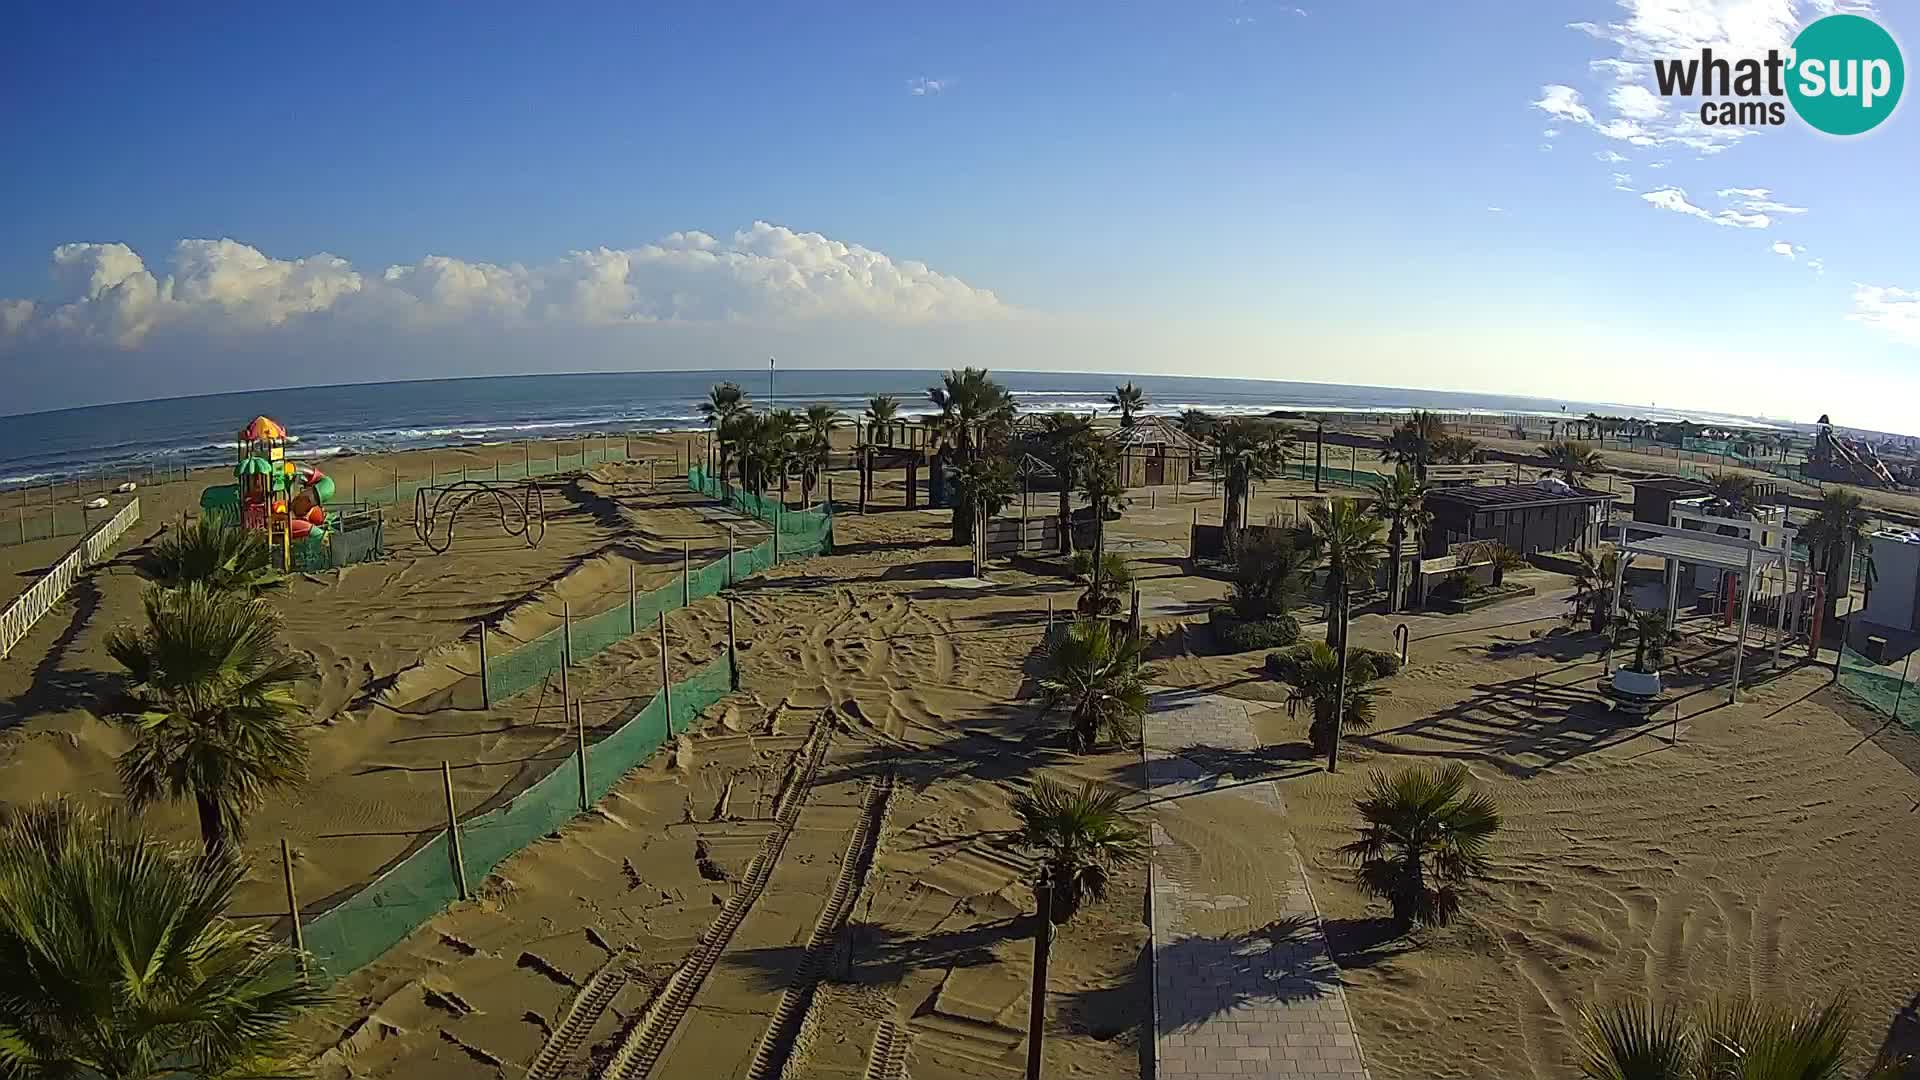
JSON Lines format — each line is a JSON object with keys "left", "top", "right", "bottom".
{"left": 728, "top": 525, "right": 737, "bottom": 584}
{"left": 1190, "top": 506, "right": 1199, "bottom": 559}
{"left": 629, "top": 566, "right": 638, "bottom": 634}
{"left": 1047, "top": 595, "right": 1055, "bottom": 635}
{"left": 659, "top": 611, "right": 673, "bottom": 730}
{"left": 683, "top": 541, "right": 692, "bottom": 606}
{"left": 524, "top": 440, "right": 531, "bottom": 478}
{"left": 1129, "top": 585, "right": 1142, "bottom": 641}
{"left": 562, "top": 598, "right": 573, "bottom": 668}
{"left": 576, "top": 700, "right": 590, "bottom": 811}
{"left": 443, "top": 762, "right": 469, "bottom": 901}
{"left": 478, "top": 622, "right": 491, "bottom": 709}
{"left": 773, "top": 510, "right": 781, "bottom": 562}
{"left": 281, "top": 839, "right": 306, "bottom": 971}
{"left": 1026, "top": 882, "right": 1052, "bottom": 1080}
{"left": 727, "top": 599, "right": 740, "bottom": 690}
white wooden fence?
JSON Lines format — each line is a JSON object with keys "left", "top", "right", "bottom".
{"left": 1, "top": 498, "right": 141, "bottom": 659}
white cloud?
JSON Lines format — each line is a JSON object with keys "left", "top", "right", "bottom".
{"left": 908, "top": 77, "right": 949, "bottom": 96}
{"left": 1548, "top": 1, "right": 1870, "bottom": 154}
{"left": 1486, "top": 206, "right": 1505, "bottom": 212}
{"left": 1769, "top": 241, "right": 1802, "bottom": 259}
{"left": 1544, "top": 127, "right": 1562, "bottom": 138}
{"left": 1641, "top": 186, "right": 1773, "bottom": 228}
{"left": 1612, "top": 172, "right": 1635, "bottom": 190}
{"left": 1716, "top": 187, "right": 1807, "bottom": 215}
{"left": 1609, "top": 84, "right": 1665, "bottom": 119}
{"left": 1808, "top": 257, "right": 1826, "bottom": 274}
{"left": 1850, "top": 284, "right": 1920, "bottom": 345}
{"left": 0, "top": 223, "right": 1009, "bottom": 351}
{"left": 1534, "top": 84, "right": 1595, "bottom": 125}
{"left": 1595, "top": 149, "right": 1630, "bottom": 163}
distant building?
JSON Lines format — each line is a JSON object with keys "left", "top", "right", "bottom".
{"left": 1422, "top": 479, "right": 1614, "bottom": 558}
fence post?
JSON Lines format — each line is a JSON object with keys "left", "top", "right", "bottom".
{"left": 728, "top": 526, "right": 736, "bottom": 585}
{"left": 727, "top": 599, "right": 740, "bottom": 690}
{"left": 683, "top": 541, "right": 691, "bottom": 606}
{"left": 773, "top": 514, "right": 781, "bottom": 562}
{"left": 658, "top": 611, "right": 673, "bottom": 731}
{"left": 478, "top": 622, "right": 491, "bottom": 709}
{"left": 629, "top": 566, "right": 638, "bottom": 634}
{"left": 1047, "top": 595, "right": 1055, "bottom": 636}
{"left": 576, "top": 700, "right": 589, "bottom": 812}
{"left": 1190, "top": 507, "right": 1198, "bottom": 559}
{"left": 562, "top": 599, "right": 573, "bottom": 668}
{"left": 442, "top": 762, "right": 469, "bottom": 902}
{"left": 281, "top": 839, "right": 306, "bottom": 974}
{"left": 626, "top": 432, "right": 632, "bottom": 460}
{"left": 1129, "top": 585, "right": 1142, "bottom": 641}
{"left": 524, "top": 440, "right": 531, "bottom": 478}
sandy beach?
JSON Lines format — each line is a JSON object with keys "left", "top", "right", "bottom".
{"left": 3, "top": 432, "right": 1918, "bottom": 1079}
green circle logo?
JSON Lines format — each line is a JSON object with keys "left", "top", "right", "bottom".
{"left": 1788, "top": 14, "right": 1904, "bottom": 135}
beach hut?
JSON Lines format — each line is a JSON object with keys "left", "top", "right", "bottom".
{"left": 1111, "top": 415, "right": 1202, "bottom": 489}
{"left": 1422, "top": 479, "right": 1615, "bottom": 558}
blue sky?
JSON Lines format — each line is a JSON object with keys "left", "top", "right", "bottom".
{"left": 3, "top": 1, "right": 1916, "bottom": 430}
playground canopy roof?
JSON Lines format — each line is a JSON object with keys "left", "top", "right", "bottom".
{"left": 1618, "top": 521, "right": 1788, "bottom": 572}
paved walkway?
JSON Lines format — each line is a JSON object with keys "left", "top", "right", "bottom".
{"left": 1145, "top": 690, "right": 1370, "bottom": 1080}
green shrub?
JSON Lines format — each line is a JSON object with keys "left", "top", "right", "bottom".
{"left": 1210, "top": 606, "right": 1301, "bottom": 652}
{"left": 1434, "top": 570, "right": 1482, "bottom": 601}
{"left": 1266, "top": 642, "right": 1401, "bottom": 680}
{"left": 1069, "top": 549, "right": 1094, "bottom": 579}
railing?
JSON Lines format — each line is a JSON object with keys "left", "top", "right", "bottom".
{"left": 1, "top": 498, "right": 141, "bottom": 658}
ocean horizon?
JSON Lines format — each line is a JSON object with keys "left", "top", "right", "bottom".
{"left": 0, "top": 368, "right": 1803, "bottom": 489}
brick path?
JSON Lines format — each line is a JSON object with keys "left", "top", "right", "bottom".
{"left": 1144, "top": 689, "right": 1370, "bottom": 1079}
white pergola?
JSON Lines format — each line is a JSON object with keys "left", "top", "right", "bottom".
{"left": 1613, "top": 517, "right": 1795, "bottom": 703}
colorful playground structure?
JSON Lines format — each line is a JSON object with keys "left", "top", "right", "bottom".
{"left": 200, "top": 415, "right": 384, "bottom": 570}
{"left": 1808, "top": 414, "right": 1900, "bottom": 488}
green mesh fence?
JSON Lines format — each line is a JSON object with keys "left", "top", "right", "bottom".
{"left": 303, "top": 654, "right": 735, "bottom": 978}
{"left": 1836, "top": 643, "right": 1920, "bottom": 734}
{"left": 300, "top": 468, "right": 825, "bottom": 979}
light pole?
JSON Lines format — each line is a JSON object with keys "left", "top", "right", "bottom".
{"left": 768, "top": 355, "right": 776, "bottom": 404}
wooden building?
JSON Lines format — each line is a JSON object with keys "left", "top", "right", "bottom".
{"left": 1422, "top": 481, "right": 1614, "bottom": 558}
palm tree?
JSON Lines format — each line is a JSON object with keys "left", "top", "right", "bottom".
{"left": 1705, "top": 471, "right": 1760, "bottom": 516}
{"left": 928, "top": 368, "right": 1016, "bottom": 542}
{"left": 103, "top": 584, "right": 313, "bottom": 860}
{"left": 1370, "top": 467, "right": 1430, "bottom": 612}
{"left": 0, "top": 800, "right": 326, "bottom": 1079}
{"left": 1107, "top": 382, "right": 1147, "bottom": 428}
{"left": 1627, "top": 609, "right": 1671, "bottom": 675}
{"left": 700, "top": 382, "right": 748, "bottom": 479}
{"left": 1800, "top": 486, "right": 1875, "bottom": 630}
{"left": 1035, "top": 412, "right": 1096, "bottom": 556}
{"left": 1077, "top": 439, "right": 1127, "bottom": 612}
{"left": 1544, "top": 439, "right": 1604, "bottom": 485}
{"left": 1431, "top": 434, "right": 1483, "bottom": 465}
{"left": 1569, "top": 547, "right": 1628, "bottom": 635}
{"left": 796, "top": 404, "right": 842, "bottom": 506}
{"left": 1306, "top": 498, "right": 1386, "bottom": 772}
{"left": 1177, "top": 408, "right": 1218, "bottom": 441}
{"left": 1229, "top": 523, "right": 1312, "bottom": 619}
{"left": 1207, "top": 418, "right": 1293, "bottom": 551}
{"left": 1578, "top": 996, "right": 1907, "bottom": 1079}
{"left": 1340, "top": 762, "right": 1501, "bottom": 929}
{"left": 1272, "top": 641, "right": 1385, "bottom": 754}
{"left": 1038, "top": 619, "right": 1150, "bottom": 752}
{"left": 1383, "top": 411, "right": 1447, "bottom": 471}
{"left": 149, "top": 514, "right": 280, "bottom": 593}
{"left": 863, "top": 394, "right": 900, "bottom": 441}
{"left": 1307, "top": 497, "right": 1386, "bottom": 654}
{"left": 1009, "top": 780, "right": 1143, "bottom": 1080}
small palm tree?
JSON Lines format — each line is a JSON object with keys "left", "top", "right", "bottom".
{"left": 701, "top": 382, "right": 748, "bottom": 478}
{"left": 103, "top": 584, "right": 313, "bottom": 860}
{"left": 863, "top": 394, "right": 900, "bottom": 440}
{"left": 1370, "top": 467, "right": 1430, "bottom": 613}
{"left": 149, "top": 514, "right": 280, "bottom": 593}
{"left": 796, "top": 404, "right": 842, "bottom": 505}
{"left": 928, "top": 368, "right": 1016, "bottom": 542}
{"left": 1229, "top": 523, "right": 1311, "bottom": 620}
{"left": 0, "top": 800, "right": 326, "bottom": 1079}
{"left": 1009, "top": 780, "right": 1143, "bottom": 1079}
{"left": 1038, "top": 619, "right": 1150, "bottom": 752}
{"left": 1107, "top": 382, "right": 1147, "bottom": 428}
{"left": 1703, "top": 471, "right": 1760, "bottom": 517}
{"left": 1800, "top": 486, "right": 1876, "bottom": 629}
{"left": 1383, "top": 411, "right": 1447, "bottom": 470}
{"left": 1578, "top": 996, "right": 1907, "bottom": 1079}
{"left": 1036, "top": 412, "right": 1096, "bottom": 556}
{"left": 1307, "top": 497, "right": 1386, "bottom": 653}
{"left": 1340, "top": 762, "right": 1501, "bottom": 929}
{"left": 1569, "top": 547, "right": 1628, "bottom": 635}
{"left": 1273, "top": 641, "right": 1384, "bottom": 754}
{"left": 1177, "top": 408, "right": 1218, "bottom": 441}
{"left": 1077, "top": 439, "right": 1127, "bottom": 611}
{"left": 1544, "top": 439, "right": 1604, "bottom": 485}
{"left": 1628, "top": 609, "right": 1671, "bottom": 675}
{"left": 1207, "top": 418, "right": 1293, "bottom": 550}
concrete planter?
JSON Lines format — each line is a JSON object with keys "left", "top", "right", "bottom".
{"left": 1611, "top": 668, "right": 1662, "bottom": 699}
{"left": 1429, "top": 583, "right": 1537, "bottom": 614}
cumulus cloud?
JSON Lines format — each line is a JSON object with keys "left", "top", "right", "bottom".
{"left": 1595, "top": 149, "right": 1630, "bottom": 163}
{"left": 1551, "top": 0, "right": 1872, "bottom": 154}
{"left": 1770, "top": 240, "right": 1805, "bottom": 259}
{"left": 1612, "top": 171, "right": 1635, "bottom": 190}
{"left": 0, "top": 223, "right": 1008, "bottom": 351}
{"left": 1850, "top": 284, "right": 1920, "bottom": 345}
{"left": 1534, "top": 85, "right": 1595, "bottom": 125}
{"left": 908, "top": 77, "right": 949, "bottom": 96}
{"left": 1716, "top": 187, "right": 1807, "bottom": 215}
{"left": 1641, "top": 186, "right": 1772, "bottom": 228}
